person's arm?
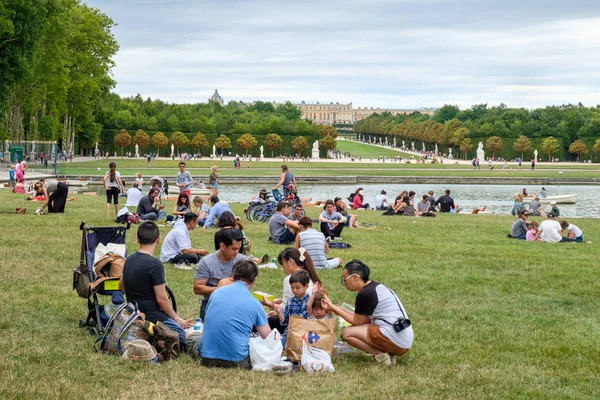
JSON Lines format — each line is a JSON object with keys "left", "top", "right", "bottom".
{"left": 273, "top": 303, "right": 285, "bottom": 323}
{"left": 285, "top": 219, "right": 301, "bottom": 231}
{"left": 292, "top": 176, "right": 298, "bottom": 191}
{"left": 256, "top": 323, "right": 271, "bottom": 339}
{"left": 154, "top": 284, "right": 190, "bottom": 328}
{"left": 294, "top": 233, "right": 301, "bottom": 249}
{"left": 39, "top": 186, "right": 51, "bottom": 212}
{"left": 322, "top": 295, "right": 371, "bottom": 326}
{"left": 273, "top": 172, "right": 285, "bottom": 190}
{"left": 318, "top": 212, "right": 329, "bottom": 223}
{"left": 338, "top": 214, "right": 347, "bottom": 224}
{"left": 193, "top": 278, "right": 218, "bottom": 296}
{"left": 182, "top": 248, "right": 209, "bottom": 256}
{"left": 204, "top": 206, "right": 217, "bottom": 228}
{"left": 324, "top": 239, "right": 330, "bottom": 254}
{"left": 118, "top": 176, "right": 125, "bottom": 193}
{"left": 307, "top": 290, "right": 318, "bottom": 317}
{"left": 103, "top": 172, "right": 108, "bottom": 189}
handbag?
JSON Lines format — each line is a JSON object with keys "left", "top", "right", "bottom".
{"left": 73, "top": 231, "right": 91, "bottom": 298}
{"left": 94, "top": 302, "right": 147, "bottom": 355}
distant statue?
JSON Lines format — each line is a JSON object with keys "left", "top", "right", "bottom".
{"left": 477, "top": 142, "right": 483, "bottom": 152}
{"left": 311, "top": 141, "right": 320, "bottom": 160}
{"left": 448, "top": 147, "right": 453, "bottom": 159}
{"left": 385, "top": 137, "right": 388, "bottom": 146}
{"left": 313, "top": 140, "right": 319, "bottom": 151}
{"left": 135, "top": 143, "right": 139, "bottom": 158}
{"left": 393, "top": 137, "right": 397, "bottom": 147}
{"left": 422, "top": 143, "right": 426, "bottom": 152}
{"left": 411, "top": 142, "right": 415, "bottom": 151}
{"left": 534, "top": 149, "right": 538, "bottom": 162}
{"left": 476, "top": 141, "right": 485, "bottom": 161}
{"left": 31, "top": 143, "right": 36, "bottom": 153}
{"left": 95, "top": 142, "right": 99, "bottom": 152}
{"left": 378, "top": 137, "right": 382, "bottom": 144}
{"left": 4, "top": 139, "right": 9, "bottom": 151}
{"left": 402, "top": 140, "right": 405, "bottom": 148}
{"left": 212, "top": 144, "right": 216, "bottom": 158}
{"left": 260, "top": 145, "right": 264, "bottom": 159}
{"left": 434, "top": 143, "right": 438, "bottom": 154}
{"left": 170, "top": 144, "right": 174, "bottom": 157}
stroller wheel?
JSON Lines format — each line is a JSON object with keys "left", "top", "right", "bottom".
{"left": 79, "top": 320, "right": 87, "bottom": 328}
{"left": 88, "top": 326, "right": 99, "bottom": 336}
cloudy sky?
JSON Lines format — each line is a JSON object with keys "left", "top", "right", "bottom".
{"left": 85, "top": 0, "right": 600, "bottom": 109}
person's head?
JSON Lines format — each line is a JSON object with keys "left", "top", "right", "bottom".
{"left": 148, "top": 188, "right": 159, "bottom": 199}
{"left": 137, "top": 172, "right": 141, "bottom": 179}
{"left": 298, "top": 216, "right": 313, "bottom": 230}
{"left": 193, "top": 196, "right": 203, "bottom": 207}
{"left": 10, "top": 164, "right": 14, "bottom": 170}
{"left": 402, "top": 195, "right": 410, "bottom": 204}
{"left": 550, "top": 200, "right": 557, "bottom": 207}
{"left": 293, "top": 203, "right": 303, "bottom": 215}
{"left": 422, "top": 194, "right": 429, "bottom": 202}
{"left": 132, "top": 182, "right": 138, "bottom": 189}
{"left": 259, "top": 189, "right": 268, "bottom": 200}
{"left": 311, "top": 292, "right": 327, "bottom": 319}
{"left": 518, "top": 209, "right": 529, "bottom": 219}
{"left": 277, "top": 247, "right": 321, "bottom": 284}
{"left": 234, "top": 216, "right": 244, "bottom": 230}
{"left": 541, "top": 187, "right": 546, "bottom": 191}
{"left": 547, "top": 212, "right": 556, "bottom": 219}
{"left": 408, "top": 191, "right": 415, "bottom": 198}
{"left": 109, "top": 161, "right": 116, "bottom": 182}
{"left": 334, "top": 197, "right": 343, "bottom": 206}
{"left": 380, "top": 190, "right": 386, "bottom": 195}
{"left": 354, "top": 187, "right": 363, "bottom": 195}
{"left": 137, "top": 221, "right": 160, "bottom": 245}
{"left": 216, "top": 211, "right": 236, "bottom": 228}
{"left": 211, "top": 165, "right": 218, "bottom": 172}
{"left": 445, "top": 189, "right": 451, "bottom": 195}
{"left": 217, "top": 228, "right": 244, "bottom": 260}
{"left": 397, "top": 190, "right": 407, "bottom": 200}
{"left": 324, "top": 199, "right": 335, "bottom": 213}
{"left": 281, "top": 164, "right": 289, "bottom": 172}
{"left": 232, "top": 259, "right": 258, "bottom": 285}
{"left": 529, "top": 220, "right": 539, "bottom": 230}
{"left": 342, "top": 259, "right": 370, "bottom": 292}
{"left": 276, "top": 201, "right": 292, "bottom": 215}
{"left": 176, "top": 192, "right": 190, "bottom": 206}
{"left": 179, "top": 161, "right": 186, "bottom": 171}
{"left": 210, "top": 195, "right": 219, "bottom": 206}
{"left": 523, "top": 188, "right": 528, "bottom": 194}
{"left": 534, "top": 196, "right": 540, "bottom": 201}
{"left": 428, "top": 190, "right": 434, "bottom": 196}
{"left": 559, "top": 220, "right": 569, "bottom": 230}
{"left": 289, "top": 270, "right": 310, "bottom": 299}
{"left": 183, "top": 212, "right": 198, "bottom": 229}
{"left": 33, "top": 181, "right": 44, "bottom": 195}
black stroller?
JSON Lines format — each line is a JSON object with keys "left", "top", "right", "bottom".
{"left": 75, "top": 221, "right": 176, "bottom": 335}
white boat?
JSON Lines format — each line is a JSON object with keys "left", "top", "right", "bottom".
{"left": 65, "top": 179, "right": 88, "bottom": 187}
{"left": 189, "top": 188, "right": 211, "bottom": 196}
{"left": 522, "top": 194, "right": 576, "bottom": 204}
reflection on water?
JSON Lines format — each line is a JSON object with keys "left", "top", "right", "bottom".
{"left": 77, "top": 183, "right": 595, "bottom": 218}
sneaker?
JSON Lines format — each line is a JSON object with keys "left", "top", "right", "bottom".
{"left": 260, "top": 254, "right": 269, "bottom": 264}
{"left": 374, "top": 353, "right": 392, "bottom": 365}
{"left": 334, "top": 237, "right": 343, "bottom": 241}
{"left": 173, "top": 261, "right": 192, "bottom": 270}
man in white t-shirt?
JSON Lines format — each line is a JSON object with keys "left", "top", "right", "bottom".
{"left": 539, "top": 213, "right": 570, "bottom": 243}
{"left": 160, "top": 212, "right": 208, "bottom": 266}
{"left": 125, "top": 183, "right": 143, "bottom": 207}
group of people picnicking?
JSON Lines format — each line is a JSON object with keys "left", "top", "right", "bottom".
{"left": 350, "top": 187, "right": 461, "bottom": 216}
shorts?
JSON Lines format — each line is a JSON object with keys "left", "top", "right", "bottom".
{"left": 275, "top": 229, "right": 296, "bottom": 244}
{"left": 182, "top": 190, "right": 191, "bottom": 198}
{"left": 106, "top": 187, "right": 120, "bottom": 204}
{"left": 367, "top": 325, "right": 409, "bottom": 356}
{"left": 211, "top": 183, "right": 218, "bottom": 189}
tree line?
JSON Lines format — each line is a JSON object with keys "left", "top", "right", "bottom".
{"left": 354, "top": 103, "right": 600, "bottom": 161}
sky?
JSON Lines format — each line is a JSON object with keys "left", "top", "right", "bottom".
{"left": 84, "top": 0, "right": 600, "bottom": 109}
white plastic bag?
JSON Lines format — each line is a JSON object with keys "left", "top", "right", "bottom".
{"left": 301, "top": 340, "right": 334, "bottom": 374}
{"left": 249, "top": 329, "right": 282, "bottom": 371}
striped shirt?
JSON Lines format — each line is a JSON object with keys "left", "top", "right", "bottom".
{"left": 298, "top": 229, "right": 328, "bottom": 269}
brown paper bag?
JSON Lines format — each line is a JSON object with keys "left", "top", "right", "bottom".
{"left": 285, "top": 316, "right": 336, "bottom": 361}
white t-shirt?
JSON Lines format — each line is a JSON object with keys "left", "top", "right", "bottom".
{"left": 126, "top": 187, "right": 142, "bottom": 207}
{"left": 105, "top": 171, "right": 121, "bottom": 189}
{"left": 281, "top": 274, "right": 313, "bottom": 309}
{"left": 159, "top": 220, "right": 192, "bottom": 262}
{"left": 136, "top": 177, "right": 144, "bottom": 191}
{"left": 567, "top": 224, "right": 582, "bottom": 238}
{"left": 539, "top": 220, "right": 563, "bottom": 243}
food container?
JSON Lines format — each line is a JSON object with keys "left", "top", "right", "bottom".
{"left": 271, "top": 361, "right": 293, "bottom": 375}
{"left": 252, "top": 291, "right": 275, "bottom": 303}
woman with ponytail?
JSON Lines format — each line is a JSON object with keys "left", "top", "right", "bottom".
{"left": 103, "top": 161, "right": 125, "bottom": 217}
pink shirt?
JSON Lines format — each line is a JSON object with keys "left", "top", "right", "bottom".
{"left": 526, "top": 228, "right": 537, "bottom": 241}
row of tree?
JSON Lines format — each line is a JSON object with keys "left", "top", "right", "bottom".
{"left": 354, "top": 103, "right": 600, "bottom": 160}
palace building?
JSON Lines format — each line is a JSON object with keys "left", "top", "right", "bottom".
{"left": 294, "top": 101, "right": 436, "bottom": 124}
{"left": 209, "top": 89, "right": 224, "bottom": 105}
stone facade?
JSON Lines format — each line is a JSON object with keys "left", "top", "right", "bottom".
{"left": 295, "top": 101, "right": 435, "bottom": 124}
{"left": 209, "top": 89, "right": 224, "bottom": 105}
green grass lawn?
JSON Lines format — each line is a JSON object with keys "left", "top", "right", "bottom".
{"left": 0, "top": 191, "right": 598, "bottom": 399}
{"left": 334, "top": 140, "right": 413, "bottom": 158}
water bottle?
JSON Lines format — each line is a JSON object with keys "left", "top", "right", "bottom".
{"left": 193, "top": 318, "right": 203, "bottom": 331}
{"left": 268, "top": 258, "right": 278, "bottom": 269}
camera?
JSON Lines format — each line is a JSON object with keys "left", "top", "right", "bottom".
{"left": 393, "top": 318, "right": 411, "bottom": 333}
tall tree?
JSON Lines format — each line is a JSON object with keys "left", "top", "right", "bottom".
{"left": 321, "top": 124, "right": 338, "bottom": 138}
{"left": 133, "top": 129, "right": 150, "bottom": 150}
{"left": 485, "top": 136, "right": 503, "bottom": 159}
{"left": 319, "top": 135, "right": 337, "bottom": 153}
{"left": 568, "top": 139, "right": 588, "bottom": 162}
{"left": 291, "top": 136, "right": 308, "bottom": 155}
{"left": 170, "top": 131, "right": 189, "bottom": 153}
{"left": 264, "top": 133, "right": 283, "bottom": 157}
{"left": 593, "top": 138, "right": 600, "bottom": 161}
{"left": 236, "top": 133, "right": 257, "bottom": 155}
{"left": 541, "top": 136, "right": 560, "bottom": 162}
{"left": 191, "top": 131, "right": 209, "bottom": 154}
{"left": 513, "top": 135, "right": 532, "bottom": 160}
{"left": 151, "top": 131, "right": 168, "bottom": 156}
{"left": 459, "top": 138, "right": 473, "bottom": 160}
{"left": 214, "top": 134, "right": 232, "bottom": 156}
{"left": 433, "top": 104, "right": 460, "bottom": 123}
{"left": 113, "top": 128, "right": 131, "bottom": 156}
{"left": 442, "top": 119, "right": 464, "bottom": 145}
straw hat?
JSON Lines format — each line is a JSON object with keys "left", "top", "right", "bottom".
{"left": 122, "top": 340, "right": 157, "bottom": 362}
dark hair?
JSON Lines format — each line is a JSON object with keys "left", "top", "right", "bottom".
{"left": 294, "top": 203, "right": 303, "bottom": 210}
{"left": 109, "top": 162, "right": 116, "bottom": 182}
{"left": 276, "top": 201, "right": 291, "bottom": 211}
{"left": 324, "top": 199, "right": 335, "bottom": 208}
{"left": 518, "top": 208, "right": 528, "bottom": 217}
{"left": 343, "top": 259, "right": 370, "bottom": 281}
{"left": 354, "top": 187, "right": 363, "bottom": 195}
{"left": 445, "top": 189, "right": 451, "bottom": 195}
{"left": 176, "top": 192, "right": 190, "bottom": 206}
{"left": 232, "top": 259, "right": 258, "bottom": 284}
{"left": 289, "top": 269, "right": 310, "bottom": 286}
{"left": 179, "top": 161, "right": 186, "bottom": 167}
{"left": 408, "top": 191, "right": 415, "bottom": 197}
{"left": 216, "top": 211, "right": 236, "bottom": 228}
{"left": 148, "top": 188, "right": 159, "bottom": 196}
{"left": 422, "top": 194, "right": 428, "bottom": 200}
{"left": 298, "top": 216, "right": 313, "bottom": 229}
{"left": 137, "top": 221, "right": 160, "bottom": 245}
{"left": 559, "top": 220, "right": 569, "bottom": 230}
{"left": 312, "top": 292, "right": 324, "bottom": 310}
{"left": 210, "top": 195, "right": 219, "bottom": 204}
{"left": 402, "top": 195, "right": 410, "bottom": 203}
{"left": 380, "top": 190, "right": 386, "bottom": 195}
{"left": 277, "top": 248, "right": 321, "bottom": 284}
{"left": 334, "top": 197, "right": 342, "bottom": 202}
{"left": 259, "top": 190, "right": 268, "bottom": 199}
{"left": 184, "top": 212, "right": 198, "bottom": 224}
{"left": 281, "top": 164, "right": 289, "bottom": 172}
{"left": 218, "top": 228, "right": 244, "bottom": 247}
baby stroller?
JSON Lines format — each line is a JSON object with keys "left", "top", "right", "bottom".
{"left": 149, "top": 176, "right": 168, "bottom": 199}
{"left": 283, "top": 184, "right": 301, "bottom": 205}
{"left": 74, "top": 221, "right": 176, "bottom": 335}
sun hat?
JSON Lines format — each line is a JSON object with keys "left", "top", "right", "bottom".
{"left": 122, "top": 340, "right": 158, "bottom": 362}
{"left": 550, "top": 200, "right": 557, "bottom": 205}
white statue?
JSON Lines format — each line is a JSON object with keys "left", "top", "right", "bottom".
{"left": 411, "top": 142, "right": 415, "bottom": 151}
{"left": 135, "top": 144, "right": 139, "bottom": 158}
{"left": 313, "top": 141, "right": 319, "bottom": 151}
{"left": 422, "top": 143, "right": 426, "bottom": 152}
{"left": 4, "top": 139, "right": 8, "bottom": 151}
{"left": 402, "top": 140, "right": 405, "bottom": 148}
{"left": 95, "top": 142, "right": 99, "bottom": 152}
{"left": 393, "top": 137, "right": 396, "bottom": 147}
{"left": 31, "top": 143, "right": 36, "bottom": 153}
{"left": 534, "top": 149, "right": 538, "bottom": 163}
{"left": 170, "top": 144, "right": 174, "bottom": 157}
{"left": 260, "top": 145, "right": 264, "bottom": 159}
{"left": 385, "top": 137, "right": 388, "bottom": 146}
{"left": 448, "top": 148, "right": 453, "bottom": 159}
{"left": 434, "top": 143, "right": 438, "bottom": 154}
{"left": 212, "top": 144, "right": 216, "bottom": 158}
{"left": 378, "top": 137, "right": 382, "bottom": 144}
{"left": 476, "top": 141, "right": 485, "bottom": 161}
{"left": 311, "top": 141, "right": 320, "bottom": 160}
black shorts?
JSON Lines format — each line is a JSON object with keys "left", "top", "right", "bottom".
{"left": 276, "top": 229, "right": 296, "bottom": 244}
{"left": 106, "top": 187, "right": 120, "bottom": 204}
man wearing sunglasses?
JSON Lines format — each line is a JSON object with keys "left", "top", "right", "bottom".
{"left": 509, "top": 209, "right": 529, "bottom": 239}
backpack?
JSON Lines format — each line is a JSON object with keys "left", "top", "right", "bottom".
{"left": 73, "top": 232, "right": 91, "bottom": 298}
{"left": 94, "top": 302, "right": 147, "bottom": 355}
{"left": 89, "top": 253, "right": 125, "bottom": 293}
{"left": 142, "top": 321, "right": 181, "bottom": 362}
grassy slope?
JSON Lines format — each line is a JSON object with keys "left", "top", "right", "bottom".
{"left": 334, "top": 140, "right": 413, "bottom": 158}
{"left": 0, "top": 191, "right": 598, "bottom": 399}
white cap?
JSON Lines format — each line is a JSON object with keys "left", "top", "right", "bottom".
{"left": 550, "top": 200, "right": 557, "bottom": 205}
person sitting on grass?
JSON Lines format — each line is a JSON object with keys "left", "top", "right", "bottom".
{"left": 321, "top": 260, "right": 414, "bottom": 366}
{"left": 160, "top": 212, "right": 208, "bottom": 267}
{"left": 559, "top": 220, "right": 587, "bottom": 242}
{"left": 435, "top": 189, "right": 456, "bottom": 213}
{"left": 171, "top": 192, "right": 192, "bottom": 222}
{"left": 416, "top": 194, "right": 436, "bottom": 217}
{"left": 192, "top": 196, "right": 211, "bottom": 226}
{"left": 272, "top": 269, "right": 311, "bottom": 346}
{"left": 188, "top": 259, "right": 271, "bottom": 369}
{"left": 307, "top": 284, "right": 334, "bottom": 320}
{"left": 295, "top": 216, "right": 341, "bottom": 270}
{"left": 288, "top": 203, "right": 305, "bottom": 222}
{"left": 528, "top": 196, "right": 542, "bottom": 217}
{"left": 334, "top": 196, "right": 358, "bottom": 229}
{"left": 125, "top": 182, "right": 142, "bottom": 207}
{"left": 319, "top": 199, "right": 347, "bottom": 240}
{"left": 352, "top": 189, "right": 370, "bottom": 210}
{"left": 203, "top": 196, "right": 233, "bottom": 229}
{"left": 539, "top": 212, "right": 573, "bottom": 243}
{"left": 526, "top": 220, "right": 543, "bottom": 242}
{"left": 137, "top": 188, "right": 166, "bottom": 221}
{"left": 119, "top": 221, "right": 191, "bottom": 351}
{"left": 510, "top": 209, "right": 530, "bottom": 239}
{"left": 268, "top": 201, "right": 301, "bottom": 244}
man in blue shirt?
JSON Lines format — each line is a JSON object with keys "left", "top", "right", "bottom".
{"left": 188, "top": 259, "right": 271, "bottom": 369}
{"left": 203, "top": 196, "right": 233, "bottom": 229}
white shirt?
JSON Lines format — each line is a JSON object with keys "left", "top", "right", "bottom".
{"left": 539, "top": 220, "right": 563, "bottom": 243}
{"left": 567, "top": 224, "right": 582, "bottom": 238}
{"left": 375, "top": 194, "right": 388, "bottom": 209}
{"left": 125, "top": 187, "right": 142, "bottom": 207}
{"left": 160, "top": 220, "right": 192, "bottom": 262}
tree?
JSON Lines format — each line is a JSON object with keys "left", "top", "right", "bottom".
{"left": 214, "top": 134, "right": 232, "bottom": 156}
{"left": 113, "top": 128, "right": 131, "bottom": 156}
{"left": 291, "top": 136, "right": 309, "bottom": 155}
{"left": 319, "top": 135, "right": 337, "bottom": 153}
{"left": 451, "top": 127, "right": 470, "bottom": 147}
{"left": 433, "top": 104, "right": 460, "bottom": 123}
{"left": 485, "top": 136, "right": 503, "bottom": 159}
{"left": 151, "top": 131, "right": 168, "bottom": 156}
{"left": 593, "top": 138, "right": 600, "bottom": 161}
{"left": 459, "top": 138, "right": 473, "bottom": 160}
{"left": 442, "top": 119, "right": 464, "bottom": 145}
{"left": 321, "top": 125, "right": 338, "bottom": 139}
{"left": 541, "top": 136, "right": 560, "bottom": 162}
{"left": 133, "top": 129, "right": 150, "bottom": 150}
{"left": 191, "top": 131, "right": 209, "bottom": 154}
{"left": 237, "top": 133, "right": 257, "bottom": 155}
{"left": 170, "top": 131, "right": 189, "bottom": 154}
{"left": 513, "top": 135, "right": 532, "bottom": 160}
{"left": 264, "top": 133, "right": 283, "bottom": 157}
{"left": 568, "top": 139, "right": 588, "bottom": 162}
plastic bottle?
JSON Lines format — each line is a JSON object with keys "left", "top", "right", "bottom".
{"left": 193, "top": 318, "right": 203, "bottom": 331}
{"left": 268, "top": 258, "right": 278, "bottom": 269}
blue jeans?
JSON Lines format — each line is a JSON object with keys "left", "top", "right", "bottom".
{"left": 161, "top": 317, "right": 187, "bottom": 352}
{"left": 140, "top": 210, "right": 167, "bottom": 221}
{"left": 513, "top": 232, "right": 527, "bottom": 240}
{"left": 575, "top": 234, "right": 584, "bottom": 242}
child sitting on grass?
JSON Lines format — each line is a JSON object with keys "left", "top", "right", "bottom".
{"left": 308, "top": 284, "right": 334, "bottom": 320}
{"left": 526, "top": 220, "right": 542, "bottom": 242}
{"left": 273, "top": 269, "right": 310, "bottom": 345}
